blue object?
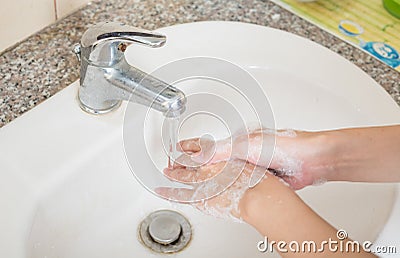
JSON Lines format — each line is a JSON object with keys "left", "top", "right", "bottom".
{"left": 362, "top": 42, "right": 400, "bottom": 68}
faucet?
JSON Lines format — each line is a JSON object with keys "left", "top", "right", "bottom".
{"left": 73, "top": 22, "right": 186, "bottom": 117}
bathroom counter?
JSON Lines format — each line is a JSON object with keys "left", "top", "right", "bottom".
{"left": 0, "top": 0, "right": 399, "bottom": 128}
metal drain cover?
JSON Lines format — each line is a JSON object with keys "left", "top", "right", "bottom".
{"left": 149, "top": 215, "right": 181, "bottom": 245}
{"left": 138, "top": 210, "right": 191, "bottom": 254}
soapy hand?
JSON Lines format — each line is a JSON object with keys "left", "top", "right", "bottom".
{"left": 175, "top": 135, "right": 232, "bottom": 166}
{"left": 176, "top": 128, "right": 332, "bottom": 190}
{"left": 156, "top": 127, "right": 335, "bottom": 222}
{"left": 157, "top": 159, "right": 270, "bottom": 222}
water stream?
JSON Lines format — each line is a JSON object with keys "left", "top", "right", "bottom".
{"left": 165, "top": 117, "right": 180, "bottom": 168}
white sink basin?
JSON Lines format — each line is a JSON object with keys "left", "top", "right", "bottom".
{"left": 1, "top": 21, "right": 400, "bottom": 257}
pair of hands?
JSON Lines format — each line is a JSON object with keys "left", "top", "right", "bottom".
{"left": 157, "top": 129, "right": 331, "bottom": 221}
{"left": 157, "top": 125, "right": 399, "bottom": 258}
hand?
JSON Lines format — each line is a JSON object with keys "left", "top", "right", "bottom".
{"left": 157, "top": 159, "right": 292, "bottom": 222}
{"left": 178, "top": 128, "right": 336, "bottom": 190}
{"left": 157, "top": 160, "right": 258, "bottom": 222}
{"left": 177, "top": 136, "right": 232, "bottom": 165}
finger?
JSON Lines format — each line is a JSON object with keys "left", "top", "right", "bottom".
{"left": 177, "top": 138, "right": 217, "bottom": 165}
{"left": 172, "top": 160, "right": 185, "bottom": 169}
{"left": 198, "top": 162, "right": 227, "bottom": 178}
{"left": 252, "top": 127, "right": 265, "bottom": 133}
{"left": 155, "top": 187, "right": 195, "bottom": 202}
{"left": 173, "top": 153, "right": 203, "bottom": 168}
{"left": 191, "top": 139, "right": 218, "bottom": 164}
{"left": 165, "top": 161, "right": 228, "bottom": 183}
{"left": 178, "top": 138, "right": 201, "bottom": 153}
{"left": 164, "top": 167, "right": 199, "bottom": 183}
{"left": 155, "top": 186, "right": 218, "bottom": 203}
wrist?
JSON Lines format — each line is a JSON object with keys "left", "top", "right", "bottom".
{"left": 321, "top": 128, "right": 375, "bottom": 182}
{"left": 270, "top": 130, "right": 342, "bottom": 187}
{"left": 307, "top": 131, "right": 342, "bottom": 182}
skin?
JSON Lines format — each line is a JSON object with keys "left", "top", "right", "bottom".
{"left": 162, "top": 125, "right": 400, "bottom": 257}
{"left": 318, "top": 126, "right": 400, "bottom": 183}
{"left": 178, "top": 125, "right": 400, "bottom": 188}
{"left": 240, "top": 174, "right": 374, "bottom": 257}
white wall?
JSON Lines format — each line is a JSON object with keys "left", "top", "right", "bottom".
{"left": 0, "top": 0, "right": 90, "bottom": 52}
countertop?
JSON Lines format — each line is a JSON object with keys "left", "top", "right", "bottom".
{"left": 0, "top": 0, "right": 399, "bottom": 128}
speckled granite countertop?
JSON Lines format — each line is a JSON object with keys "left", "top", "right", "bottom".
{"left": 0, "top": 0, "right": 399, "bottom": 128}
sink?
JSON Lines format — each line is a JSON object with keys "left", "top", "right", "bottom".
{"left": 1, "top": 21, "right": 400, "bottom": 257}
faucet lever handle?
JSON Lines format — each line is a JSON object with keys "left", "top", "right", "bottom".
{"left": 96, "top": 30, "right": 166, "bottom": 48}
{"left": 78, "top": 22, "right": 166, "bottom": 65}
{"left": 81, "top": 22, "right": 166, "bottom": 48}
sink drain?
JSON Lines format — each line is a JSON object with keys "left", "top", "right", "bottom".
{"left": 138, "top": 210, "right": 192, "bottom": 254}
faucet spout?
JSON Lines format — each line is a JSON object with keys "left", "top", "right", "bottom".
{"left": 73, "top": 22, "right": 186, "bottom": 117}
{"left": 105, "top": 61, "right": 186, "bottom": 117}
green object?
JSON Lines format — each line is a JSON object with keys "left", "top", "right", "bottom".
{"left": 383, "top": 0, "right": 400, "bottom": 19}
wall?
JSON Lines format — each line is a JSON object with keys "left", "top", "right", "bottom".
{"left": 0, "top": 0, "right": 90, "bottom": 52}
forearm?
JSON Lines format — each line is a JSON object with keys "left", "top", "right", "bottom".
{"left": 239, "top": 177, "right": 375, "bottom": 257}
{"left": 325, "top": 125, "right": 400, "bottom": 182}
{"left": 236, "top": 125, "right": 400, "bottom": 184}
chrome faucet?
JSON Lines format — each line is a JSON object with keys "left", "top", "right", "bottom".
{"left": 73, "top": 22, "right": 186, "bottom": 117}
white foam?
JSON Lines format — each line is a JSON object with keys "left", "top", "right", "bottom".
{"left": 176, "top": 128, "right": 305, "bottom": 221}
{"left": 189, "top": 160, "right": 261, "bottom": 223}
